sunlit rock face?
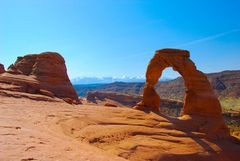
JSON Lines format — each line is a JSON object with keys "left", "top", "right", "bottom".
{"left": 0, "top": 52, "right": 79, "bottom": 104}
{"left": 134, "top": 48, "right": 229, "bottom": 138}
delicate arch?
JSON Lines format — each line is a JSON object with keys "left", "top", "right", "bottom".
{"left": 135, "top": 48, "right": 222, "bottom": 117}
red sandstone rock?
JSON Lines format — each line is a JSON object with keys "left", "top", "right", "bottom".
{"left": 0, "top": 64, "right": 5, "bottom": 74}
{"left": 104, "top": 102, "right": 118, "bottom": 107}
{"left": 134, "top": 48, "right": 229, "bottom": 138}
{"left": 0, "top": 52, "right": 80, "bottom": 104}
{"left": 39, "top": 89, "right": 55, "bottom": 98}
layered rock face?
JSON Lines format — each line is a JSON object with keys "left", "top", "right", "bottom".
{"left": 135, "top": 48, "right": 229, "bottom": 138}
{"left": 0, "top": 64, "right": 5, "bottom": 74}
{"left": 0, "top": 52, "right": 79, "bottom": 104}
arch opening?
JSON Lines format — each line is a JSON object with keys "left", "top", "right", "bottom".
{"left": 156, "top": 67, "right": 184, "bottom": 117}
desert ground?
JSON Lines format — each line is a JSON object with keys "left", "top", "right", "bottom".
{"left": 0, "top": 94, "right": 126, "bottom": 161}
{"left": 1, "top": 92, "right": 240, "bottom": 161}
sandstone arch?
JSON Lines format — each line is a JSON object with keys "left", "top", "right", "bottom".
{"left": 135, "top": 48, "right": 222, "bottom": 117}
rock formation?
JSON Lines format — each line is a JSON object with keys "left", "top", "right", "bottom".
{"left": 134, "top": 48, "right": 229, "bottom": 138}
{"left": 0, "top": 64, "right": 5, "bottom": 74}
{"left": 0, "top": 52, "right": 80, "bottom": 104}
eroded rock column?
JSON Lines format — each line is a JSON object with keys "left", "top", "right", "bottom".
{"left": 134, "top": 54, "right": 168, "bottom": 112}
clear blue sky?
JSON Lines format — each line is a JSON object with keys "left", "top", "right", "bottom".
{"left": 0, "top": 0, "right": 240, "bottom": 79}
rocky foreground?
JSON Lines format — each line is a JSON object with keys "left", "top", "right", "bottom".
{"left": 0, "top": 94, "right": 240, "bottom": 161}
{"left": 0, "top": 95, "right": 124, "bottom": 161}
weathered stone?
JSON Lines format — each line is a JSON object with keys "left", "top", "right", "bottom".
{"left": 104, "top": 102, "right": 118, "bottom": 107}
{"left": 135, "top": 49, "right": 221, "bottom": 115}
{"left": 39, "top": 89, "right": 55, "bottom": 98}
{"left": 0, "top": 52, "right": 80, "bottom": 104}
{"left": 134, "top": 48, "right": 229, "bottom": 138}
{"left": 6, "top": 64, "right": 23, "bottom": 74}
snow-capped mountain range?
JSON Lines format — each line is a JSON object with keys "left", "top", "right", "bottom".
{"left": 71, "top": 76, "right": 171, "bottom": 84}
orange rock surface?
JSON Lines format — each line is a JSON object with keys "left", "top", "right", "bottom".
{"left": 0, "top": 95, "right": 240, "bottom": 161}
{"left": 0, "top": 52, "right": 79, "bottom": 104}
{"left": 104, "top": 102, "right": 118, "bottom": 107}
{"left": 135, "top": 49, "right": 229, "bottom": 138}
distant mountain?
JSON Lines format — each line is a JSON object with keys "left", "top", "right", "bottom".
{"left": 73, "top": 70, "right": 240, "bottom": 100}
{"left": 71, "top": 76, "right": 145, "bottom": 84}
{"left": 71, "top": 76, "right": 171, "bottom": 84}
{"left": 74, "top": 82, "right": 145, "bottom": 97}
